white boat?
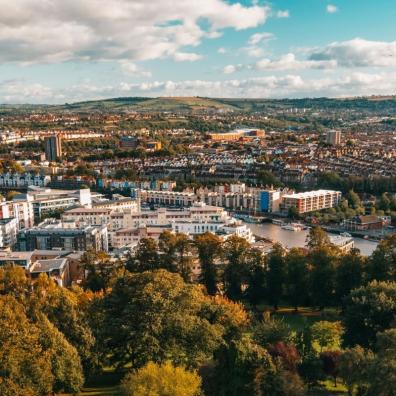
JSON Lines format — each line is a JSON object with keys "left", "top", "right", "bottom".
{"left": 340, "top": 232, "right": 352, "bottom": 238}
{"left": 272, "top": 219, "right": 284, "bottom": 226}
{"left": 281, "top": 222, "right": 304, "bottom": 231}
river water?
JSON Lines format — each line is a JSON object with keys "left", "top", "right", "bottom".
{"left": 246, "top": 223, "right": 378, "bottom": 256}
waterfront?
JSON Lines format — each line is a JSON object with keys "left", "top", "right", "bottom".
{"left": 246, "top": 223, "right": 379, "bottom": 256}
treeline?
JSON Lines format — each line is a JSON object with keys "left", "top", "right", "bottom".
{"left": 1, "top": 229, "right": 396, "bottom": 395}
{"left": 318, "top": 171, "right": 396, "bottom": 194}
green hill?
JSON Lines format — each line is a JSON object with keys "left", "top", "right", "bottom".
{"left": 1, "top": 95, "right": 396, "bottom": 115}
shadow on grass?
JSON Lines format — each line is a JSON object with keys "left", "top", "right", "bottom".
{"left": 78, "top": 370, "right": 123, "bottom": 396}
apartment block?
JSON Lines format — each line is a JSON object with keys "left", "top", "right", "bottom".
{"left": 281, "top": 190, "right": 342, "bottom": 214}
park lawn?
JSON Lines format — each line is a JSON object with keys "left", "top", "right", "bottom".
{"left": 274, "top": 307, "right": 340, "bottom": 332}
{"left": 75, "top": 370, "right": 123, "bottom": 396}
{"left": 252, "top": 304, "right": 341, "bottom": 332}
{"left": 309, "top": 380, "right": 348, "bottom": 395}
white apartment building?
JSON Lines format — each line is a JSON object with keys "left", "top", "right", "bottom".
{"left": 0, "top": 217, "right": 18, "bottom": 248}
{"left": 0, "top": 172, "right": 51, "bottom": 188}
{"left": 138, "top": 189, "right": 196, "bottom": 207}
{"left": 64, "top": 202, "right": 253, "bottom": 249}
{"left": 281, "top": 190, "right": 342, "bottom": 214}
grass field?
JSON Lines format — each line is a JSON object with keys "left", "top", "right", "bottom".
{"left": 76, "top": 371, "right": 122, "bottom": 396}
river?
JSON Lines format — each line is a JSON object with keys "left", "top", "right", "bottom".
{"left": 245, "top": 223, "right": 378, "bottom": 256}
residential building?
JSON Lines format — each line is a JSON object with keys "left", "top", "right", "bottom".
{"left": 138, "top": 189, "right": 196, "bottom": 207}
{"left": 326, "top": 130, "right": 342, "bottom": 145}
{"left": 17, "top": 219, "right": 108, "bottom": 252}
{"left": 343, "top": 215, "right": 385, "bottom": 231}
{"left": 0, "top": 218, "right": 18, "bottom": 248}
{"left": 45, "top": 135, "right": 62, "bottom": 162}
{"left": 19, "top": 187, "right": 93, "bottom": 220}
{"left": 281, "top": 190, "right": 342, "bottom": 214}
{"left": 0, "top": 172, "right": 51, "bottom": 188}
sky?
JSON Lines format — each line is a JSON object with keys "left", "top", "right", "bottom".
{"left": 1, "top": 0, "right": 396, "bottom": 103}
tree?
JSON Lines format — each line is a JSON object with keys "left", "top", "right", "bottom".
{"left": 347, "top": 190, "right": 361, "bottom": 209}
{"left": 223, "top": 235, "right": 251, "bottom": 300}
{"left": 159, "top": 231, "right": 194, "bottom": 281}
{"left": 256, "top": 170, "right": 282, "bottom": 187}
{"left": 267, "top": 341, "right": 300, "bottom": 373}
{"left": 158, "top": 230, "right": 178, "bottom": 271}
{"left": 266, "top": 244, "right": 286, "bottom": 310}
{"left": 33, "top": 275, "right": 98, "bottom": 375}
{"left": 310, "top": 321, "right": 343, "bottom": 353}
{"left": 212, "top": 336, "right": 275, "bottom": 396}
{"left": 298, "top": 352, "right": 324, "bottom": 388}
{"left": 306, "top": 226, "right": 331, "bottom": 249}
{"left": 364, "top": 329, "right": 396, "bottom": 395}
{"left": 81, "top": 250, "right": 121, "bottom": 292}
{"left": 245, "top": 248, "right": 267, "bottom": 307}
{"left": 320, "top": 350, "right": 341, "bottom": 387}
{"left": 254, "top": 317, "right": 294, "bottom": 348}
{"left": 121, "top": 361, "right": 202, "bottom": 396}
{"left": 127, "top": 238, "right": 161, "bottom": 272}
{"left": 377, "top": 192, "right": 391, "bottom": 212}
{"left": 368, "top": 234, "right": 396, "bottom": 281}
{"left": 339, "top": 346, "right": 373, "bottom": 396}
{"left": 94, "top": 270, "right": 224, "bottom": 369}
{"left": 36, "top": 314, "right": 84, "bottom": 393}
{"left": 195, "top": 232, "right": 223, "bottom": 295}
{"left": 0, "top": 295, "right": 54, "bottom": 395}
{"left": 309, "top": 245, "right": 338, "bottom": 310}
{"left": 174, "top": 233, "right": 194, "bottom": 282}
{"left": 285, "top": 248, "right": 309, "bottom": 311}
{"left": 343, "top": 281, "right": 396, "bottom": 347}
{"left": 335, "top": 248, "right": 365, "bottom": 306}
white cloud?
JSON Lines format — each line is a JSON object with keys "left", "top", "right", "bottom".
{"left": 218, "top": 47, "right": 227, "bottom": 54}
{"left": 248, "top": 32, "right": 274, "bottom": 45}
{"left": 326, "top": 4, "right": 338, "bottom": 13}
{"left": 230, "top": 38, "right": 396, "bottom": 73}
{"left": 241, "top": 32, "right": 274, "bottom": 58}
{"left": 256, "top": 53, "right": 337, "bottom": 71}
{"left": 173, "top": 52, "right": 203, "bottom": 62}
{"left": 119, "top": 61, "right": 152, "bottom": 78}
{"left": 309, "top": 38, "right": 396, "bottom": 67}
{"left": 276, "top": 10, "right": 290, "bottom": 18}
{"left": 223, "top": 64, "right": 247, "bottom": 74}
{"left": 3, "top": 72, "right": 396, "bottom": 103}
{"left": 0, "top": 0, "right": 270, "bottom": 64}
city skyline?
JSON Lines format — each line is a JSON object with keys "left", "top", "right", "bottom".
{"left": 1, "top": 0, "right": 396, "bottom": 103}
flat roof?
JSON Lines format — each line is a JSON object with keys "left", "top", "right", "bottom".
{"left": 283, "top": 190, "right": 341, "bottom": 199}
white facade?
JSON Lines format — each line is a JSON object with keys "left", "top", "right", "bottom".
{"left": 282, "top": 190, "right": 342, "bottom": 214}
{"left": 0, "top": 217, "right": 18, "bottom": 248}
{"left": 0, "top": 172, "right": 51, "bottom": 188}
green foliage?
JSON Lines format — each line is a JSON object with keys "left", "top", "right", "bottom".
{"left": 266, "top": 244, "right": 286, "bottom": 310}
{"left": 36, "top": 314, "right": 84, "bottom": 393}
{"left": 335, "top": 249, "right": 365, "bottom": 305}
{"left": 223, "top": 235, "right": 251, "bottom": 300}
{"left": 121, "top": 361, "right": 202, "bottom": 396}
{"left": 0, "top": 295, "right": 54, "bottom": 395}
{"left": 285, "top": 248, "right": 310, "bottom": 310}
{"left": 368, "top": 234, "right": 396, "bottom": 281}
{"left": 310, "top": 321, "right": 344, "bottom": 352}
{"left": 343, "top": 280, "right": 396, "bottom": 348}
{"left": 93, "top": 270, "right": 224, "bottom": 369}
{"left": 195, "top": 232, "right": 223, "bottom": 295}
{"left": 254, "top": 318, "right": 294, "bottom": 348}
{"left": 127, "top": 238, "right": 161, "bottom": 272}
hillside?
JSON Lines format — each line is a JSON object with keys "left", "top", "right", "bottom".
{"left": 1, "top": 95, "right": 396, "bottom": 115}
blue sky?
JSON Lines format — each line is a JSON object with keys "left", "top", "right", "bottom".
{"left": 1, "top": 0, "right": 396, "bottom": 103}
